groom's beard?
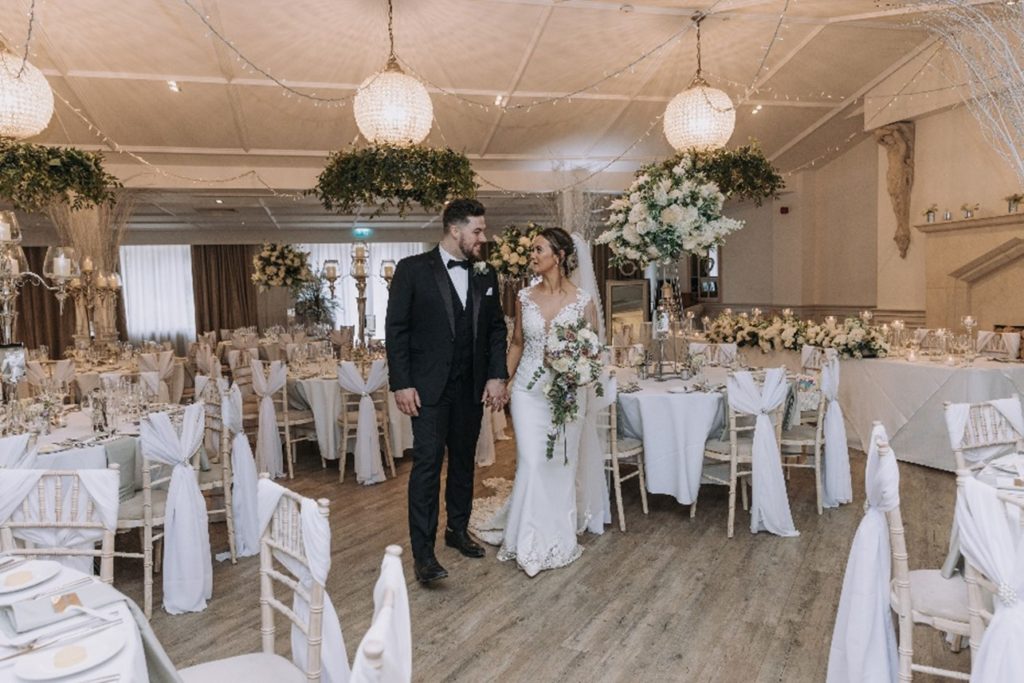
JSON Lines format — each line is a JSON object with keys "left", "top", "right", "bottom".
{"left": 457, "top": 235, "right": 483, "bottom": 262}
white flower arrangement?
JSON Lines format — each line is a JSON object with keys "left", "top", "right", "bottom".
{"left": 596, "top": 156, "right": 744, "bottom": 268}
{"left": 251, "top": 243, "right": 312, "bottom": 292}
{"left": 473, "top": 261, "right": 489, "bottom": 275}
{"left": 488, "top": 222, "right": 542, "bottom": 278}
{"left": 704, "top": 312, "right": 889, "bottom": 358}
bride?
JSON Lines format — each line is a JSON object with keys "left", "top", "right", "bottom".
{"left": 487, "top": 226, "right": 600, "bottom": 577}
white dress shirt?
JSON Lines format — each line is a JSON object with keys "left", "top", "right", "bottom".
{"left": 438, "top": 244, "right": 469, "bottom": 308}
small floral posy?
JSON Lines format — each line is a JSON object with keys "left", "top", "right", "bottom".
{"left": 473, "top": 261, "right": 489, "bottom": 275}
{"left": 526, "top": 317, "right": 605, "bottom": 462}
{"left": 251, "top": 242, "right": 313, "bottom": 292}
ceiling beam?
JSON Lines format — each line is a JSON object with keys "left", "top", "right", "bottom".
{"left": 826, "top": 0, "right": 995, "bottom": 24}
{"left": 480, "top": 6, "right": 553, "bottom": 155}
{"left": 738, "top": 25, "right": 824, "bottom": 104}
{"left": 769, "top": 36, "right": 938, "bottom": 162}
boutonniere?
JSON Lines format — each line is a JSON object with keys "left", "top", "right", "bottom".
{"left": 473, "top": 261, "right": 489, "bottom": 275}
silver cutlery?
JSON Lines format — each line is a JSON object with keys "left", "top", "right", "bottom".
{"left": 0, "top": 557, "right": 29, "bottom": 575}
{"left": 19, "top": 577, "right": 93, "bottom": 603}
{"left": 78, "top": 676, "right": 120, "bottom": 683}
{"left": 0, "top": 617, "right": 122, "bottom": 662}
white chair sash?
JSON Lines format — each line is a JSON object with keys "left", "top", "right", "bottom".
{"left": 944, "top": 397, "right": 1024, "bottom": 463}
{"left": 140, "top": 402, "right": 212, "bottom": 614}
{"left": 222, "top": 383, "right": 259, "bottom": 557}
{"left": 196, "top": 344, "right": 221, "bottom": 379}
{"left": 689, "top": 342, "right": 737, "bottom": 365}
{"left": 977, "top": 331, "right": 1022, "bottom": 359}
{"left": 337, "top": 360, "right": 388, "bottom": 485}
{"left": 251, "top": 360, "right": 286, "bottom": 478}
{"left": 0, "top": 433, "right": 31, "bottom": 468}
{"left": 826, "top": 423, "right": 899, "bottom": 683}
{"left": 0, "top": 468, "right": 118, "bottom": 575}
{"left": 140, "top": 351, "right": 174, "bottom": 402}
{"left": 53, "top": 359, "right": 75, "bottom": 386}
{"left": 820, "top": 353, "right": 853, "bottom": 508}
{"left": 257, "top": 479, "right": 350, "bottom": 683}
{"left": 576, "top": 373, "right": 615, "bottom": 535}
{"left": 140, "top": 371, "right": 165, "bottom": 402}
{"left": 727, "top": 368, "right": 799, "bottom": 537}
{"left": 351, "top": 548, "right": 412, "bottom": 683}
{"left": 475, "top": 410, "right": 495, "bottom": 467}
{"left": 801, "top": 344, "right": 825, "bottom": 371}
{"left": 955, "top": 477, "right": 1024, "bottom": 682}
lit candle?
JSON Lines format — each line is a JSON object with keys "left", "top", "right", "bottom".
{"left": 109, "top": 273, "right": 121, "bottom": 290}
{"left": 751, "top": 307, "right": 762, "bottom": 319}
{"left": 53, "top": 255, "right": 71, "bottom": 277}
{"left": 81, "top": 256, "right": 94, "bottom": 273}
{"left": 782, "top": 308, "right": 794, "bottom": 318}
{"left": 723, "top": 308, "right": 733, "bottom": 316}
{"left": 324, "top": 262, "right": 338, "bottom": 279}
{"left": 354, "top": 260, "right": 366, "bottom": 277}
{"left": 6, "top": 256, "right": 18, "bottom": 275}
{"left": 0, "top": 220, "right": 11, "bottom": 242}
{"left": 825, "top": 315, "right": 837, "bottom": 326}
{"left": 383, "top": 262, "right": 395, "bottom": 278}
{"left": 94, "top": 273, "right": 108, "bottom": 289}
{"left": 354, "top": 244, "right": 366, "bottom": 260}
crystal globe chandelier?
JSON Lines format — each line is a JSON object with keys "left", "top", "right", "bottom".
{"left": 663, "top": 14, "right": 735, "bottom": 152}
{"left": 0, "top": 49, "right": 54, "bottom": 140}
{"left": 354, "top": 0, "right": 433, "bottom": 146}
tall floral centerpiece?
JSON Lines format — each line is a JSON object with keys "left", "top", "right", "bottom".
{"left": 596, "top": 156, "right": 744, "bottom": 271}
{"left": 251, "top": 243, "right": 313, "bottom": 291}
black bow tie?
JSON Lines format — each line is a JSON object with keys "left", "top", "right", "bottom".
{"left": 447, "top": 259, "right": 470, "bottom": 270}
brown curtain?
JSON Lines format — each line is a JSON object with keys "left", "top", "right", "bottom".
{"left": 15, "top": 247, "right": 76, "bottom": 358}
{"left": 191, "top": 245, "right": 258, "bottom": 335}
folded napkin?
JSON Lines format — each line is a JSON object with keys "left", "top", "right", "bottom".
{"left": 0, "top": 580, "right": 123, "bottom": 635}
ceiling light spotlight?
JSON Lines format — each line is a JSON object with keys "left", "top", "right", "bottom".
{"left": 215, "top": 199, "right": 223, "bottom": 204}
{"left": 167, "top": 80, "right": 181, "bottom": 93}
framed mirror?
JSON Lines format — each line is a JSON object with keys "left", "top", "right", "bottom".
{"left": 605, "top": 279, "right": 650, "bottom": 343}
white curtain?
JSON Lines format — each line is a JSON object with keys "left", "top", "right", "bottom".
{"left": 302, "top": 243, "right": 422, "bottom": 338}
{"left": 120, "top": 245, "right": 197, "bottom": 354}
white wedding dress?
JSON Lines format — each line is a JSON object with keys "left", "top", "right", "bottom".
{"left": 479, "top": 286, "right": 591, "bottom": 577}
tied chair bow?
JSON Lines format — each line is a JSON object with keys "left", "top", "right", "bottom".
{"left": 577, "top": 372, "right": 615, "bottom": 535}
{"left": 826, "top": 424, "right": 900, "bottom": 682}
{"left": 337, "top": 360, "right": 388, "bottom": 485}
{"left": 954, "top": 477, "right": 1024, "bottom": 680}
{"left": 221, "top": 380, "right": 260, "bottom": 557}
{"left": 257, "top": 478, "right": 351, "bottom": 683}
{"left": 139, "top": 402, "right": 212, "bottom": 614}
{"left": 251, "top": 360, "right": 287, "bottom": 478}
{"left": 727, "top": 368, "right": 799, "bottom": 537}
{"left": 820, "top": 351, "right": 853, "bottom": 508}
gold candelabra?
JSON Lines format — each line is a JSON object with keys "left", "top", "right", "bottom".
{"left": 352, "top": 243, "right": 369, "bottom": 346}
{"left": 67, "top": 256, "right": 122, "bottom": 344}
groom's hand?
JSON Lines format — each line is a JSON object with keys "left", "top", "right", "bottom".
{"left": 482, "top": 379, "right": 507, "bottom": 412}
{"left": 394, "top": 388, "right": 421, "bottom": 417}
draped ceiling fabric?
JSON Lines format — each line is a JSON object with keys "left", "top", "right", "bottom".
{"left": 191, "top": 245, "right": 259, "bottom": 336}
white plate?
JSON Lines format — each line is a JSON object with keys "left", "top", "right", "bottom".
{"left": 0, "top": 561, "right": 61, "bottom": 595}
{"left": 666, "top": 386, "right": 691, "bottom": 394}
{"left": 14, "top": 627, "right": 126, "bottom": 680}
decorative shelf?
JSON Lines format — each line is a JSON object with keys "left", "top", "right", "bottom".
{"left": 915, "top": 213, "right": 1024, "bottom": 234}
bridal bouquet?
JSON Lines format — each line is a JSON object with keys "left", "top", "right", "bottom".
{"left": 596, "top": 155, "right": 744, "bottom": 269}
{"left": 251, "top": 243, "right": 312, "bottom": 291}
{"left": 488, "top": 223, "right": 542, "bottom": 278}
{"left": 527, "top": 317, "right": 604, "bottom": 462}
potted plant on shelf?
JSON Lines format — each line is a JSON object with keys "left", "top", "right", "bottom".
{"left": 922, "top": 204, "right": 938, "bottom": 223}
{"left": 960, "top": 202, "right": 979, "bottom": 219}
{"left": 1005, "top": 193, "right": 1023, "bottom": 214}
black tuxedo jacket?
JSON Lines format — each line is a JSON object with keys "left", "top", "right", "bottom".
{"left": 385, "top": 247, "right": 508, "bottom": 406}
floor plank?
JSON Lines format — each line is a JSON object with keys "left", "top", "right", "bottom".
{"left": 111, "top": 435, "right": 969, "bottom": 682}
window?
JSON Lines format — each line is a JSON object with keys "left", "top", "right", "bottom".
{"left": 689, "top": 246, "right": 720, "bottom": 302}
{"left": 119, "top": 245, "right": 197, "bottom": 352}
{"left": 302, "top": 243, "right": 422, "bottom": 339}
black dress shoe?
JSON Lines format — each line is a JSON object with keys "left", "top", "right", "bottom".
{"left": 413, "top": 556, "right": 448, "bottom": 584}
{"left": 445, "top": 528, "right": 486, "bottom": 558}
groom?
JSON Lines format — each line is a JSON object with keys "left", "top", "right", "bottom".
{"left": 386, "top": 198, "right": 509, "bottom": 584}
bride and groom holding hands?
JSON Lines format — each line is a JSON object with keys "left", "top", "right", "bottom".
{"left": 386, "top": 198, "right": 600, "bottom": 583}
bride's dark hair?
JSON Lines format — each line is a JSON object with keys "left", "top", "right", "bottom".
{"left": 538, "top": 227, "right": 578, "bottom": 278}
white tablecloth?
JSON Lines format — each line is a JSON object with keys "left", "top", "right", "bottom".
{"left": 76, "top": 363, "right": 185, "bottom": 404}
{"left": 840, "top": 358, "right": 1024, "bottom": 471}
{"left": 617, "top": 372, "right": 727, "bottom": 505}
{"left": 0, "top": 565, "right": 150, "bottom": 682}
{"left": 289, "top": 378, "right": 413, "bottom": 462}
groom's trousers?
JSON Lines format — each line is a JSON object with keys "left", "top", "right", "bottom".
{"left": 408, "top": 369, "right": 484, "bottom": 561}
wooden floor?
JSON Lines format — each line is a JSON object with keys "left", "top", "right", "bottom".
{"left": 113, "top": 437, "right": 970, "bottom": 682}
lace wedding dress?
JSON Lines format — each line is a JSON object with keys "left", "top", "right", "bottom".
{"left": 477, "top": 286, "right": 590, "bottom": 577}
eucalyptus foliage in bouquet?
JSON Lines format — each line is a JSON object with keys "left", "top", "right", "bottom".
{"left": 596, "top": 155, "right": 744, "bottom": 269}
{"left": 526, "top": 317, "right": 604, "bottom": 462}
{"left": 293, "top": 268, "right": 338, "bottom": 327}
{"left": 251, "top": 243, "right": 312, "bottom": 291}
{"left": 488, "top": 222, "right": 542, "bottom": 278}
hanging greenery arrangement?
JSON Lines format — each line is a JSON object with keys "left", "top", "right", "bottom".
{"left": 659, "top": 143, "right": 784, "bottom": 206}
{"left": 309, "top": 144, "right": 477, "bottom": 217}
{"left": 0, "top": 139, "right": 121, "bottom": 211}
